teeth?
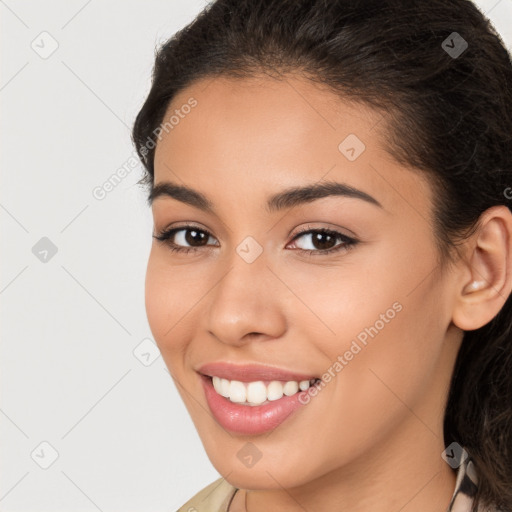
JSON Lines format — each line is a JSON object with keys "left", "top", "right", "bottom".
{"left": 299, "top": 380, "right": 310, "bottom": 391}
{"left": 283, "top": 381, "right": 299, "bottom": 396}
{"left": 247, "top": 381, "right": 267, "bottom": 404}
{"left": 267, "top": 381, "right": 284, "bottom": 401}
{"left": 211, "top": 376, "right": 316, "bottom": 405}
{"left": 219, "top": 378, "right": 230, "bottom": 397}
{"left": 229, "top": 380, "right": 246, "bottom": 403}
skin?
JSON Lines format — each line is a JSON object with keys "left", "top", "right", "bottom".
{"left": 146, "top": 74, "right": 512, "bottom": 512}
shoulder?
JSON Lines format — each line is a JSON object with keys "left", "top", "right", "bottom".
{"left": 175, "top": 477, "right": 239, "bottom": 512}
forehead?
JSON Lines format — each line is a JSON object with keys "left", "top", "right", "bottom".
{"left": 156, "top": 73, "right": 382, "bottom": 157}
{"left": 153, "top": 74, "right": 433, "bottom": 219}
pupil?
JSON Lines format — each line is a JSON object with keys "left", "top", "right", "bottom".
{"left": 186, "top": 229, "right": 207, "bottom": 246}
{"left": 314, "top": 232, "right": 335, "bottom": 250}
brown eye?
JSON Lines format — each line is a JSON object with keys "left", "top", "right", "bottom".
{"left": 153, "top": 225, "right": 218, "bottom": 253}
{"left": 289, "top": 228, "right": 357, "bottom": 256}
{"left": 181, "top": 228, "right": 209, "bottom": 246}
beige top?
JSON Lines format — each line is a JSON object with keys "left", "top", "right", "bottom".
{"left": 176, "top": 477, "right": 238, "bottom": 512}
{"left": 175, "top": 453, "right": 492, "bottom": 512}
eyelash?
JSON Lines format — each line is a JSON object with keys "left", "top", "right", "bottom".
{"left": 152, "top": 224, "right": 358, "bottom": 257}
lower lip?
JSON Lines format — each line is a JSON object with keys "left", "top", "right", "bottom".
{"left": 200, "top": 374, "right": 318, "bottom": 435}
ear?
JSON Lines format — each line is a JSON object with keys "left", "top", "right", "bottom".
{"left": 452, "top": 205, "right": 512, "bottom": 331}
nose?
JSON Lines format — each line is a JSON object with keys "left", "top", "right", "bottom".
{"left": 204, "top": 245, "right": 287, "bottom": 347}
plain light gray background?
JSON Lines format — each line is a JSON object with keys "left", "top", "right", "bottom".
{"left": 1, "top": 1, "right": 511, "bottom": 511}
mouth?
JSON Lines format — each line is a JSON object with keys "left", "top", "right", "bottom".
{"left": 199, "top": 372, "right": 322, "bottom": 435}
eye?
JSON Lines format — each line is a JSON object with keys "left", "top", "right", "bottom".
{"left": 287, "top": 226, "right": 358, "bottom": 256}
{"left": 153, "top": 223, "right": 358, "bottom": 256}
{"left": 152, "top": 225, "right": 218, "bottom": 254}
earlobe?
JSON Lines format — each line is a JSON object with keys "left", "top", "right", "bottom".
{"left": 452, "top": 206, "right": 512, "bottom": 332}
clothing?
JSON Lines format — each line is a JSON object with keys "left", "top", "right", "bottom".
{"left": 176, "top": 453, "right": 490, "bottom": 512}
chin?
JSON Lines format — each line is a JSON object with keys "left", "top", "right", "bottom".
{"left": 208, "top": 452, "right": 321, "bottom": 490}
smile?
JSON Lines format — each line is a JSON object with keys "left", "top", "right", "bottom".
{"left": 211, "top": 376, "right": 319, "bottom": 406}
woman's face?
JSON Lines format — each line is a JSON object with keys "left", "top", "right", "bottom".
{"left": 146, "top": 75, "right": 463, "bottom": 490}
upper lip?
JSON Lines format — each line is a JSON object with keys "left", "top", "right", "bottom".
{"left": 197, "top": 362, "right": 318, "bottom": 382}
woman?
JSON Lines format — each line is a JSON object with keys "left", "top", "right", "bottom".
{"left": 132, "top": 0, "right": 512, "bottom": 510}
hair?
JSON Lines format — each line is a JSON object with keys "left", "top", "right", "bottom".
{"left": 132, "top": 0, "right": 512, "bottom": 509}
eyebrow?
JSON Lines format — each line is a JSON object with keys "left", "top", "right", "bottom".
{"left": 147, "top": 180, "right": 383, "bottom": 213}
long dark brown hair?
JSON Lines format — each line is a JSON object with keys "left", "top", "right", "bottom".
{"left": 132, "top": 1, "right": 512, "bottom": 509}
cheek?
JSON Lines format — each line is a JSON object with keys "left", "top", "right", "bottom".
{"left": 144, "top": 251, "right": 190, "bottom": 363}
{"left": 144, "top": 255, "right": 168, "bottom": 341}
{"left": 144, "top": 250, "right": 218, "bottom": 370}
{"left": 292, "top": 292, "right": 447, "bottom": 476}
{"left": 323, "top": 285, "right": 445, "bottom": 444}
